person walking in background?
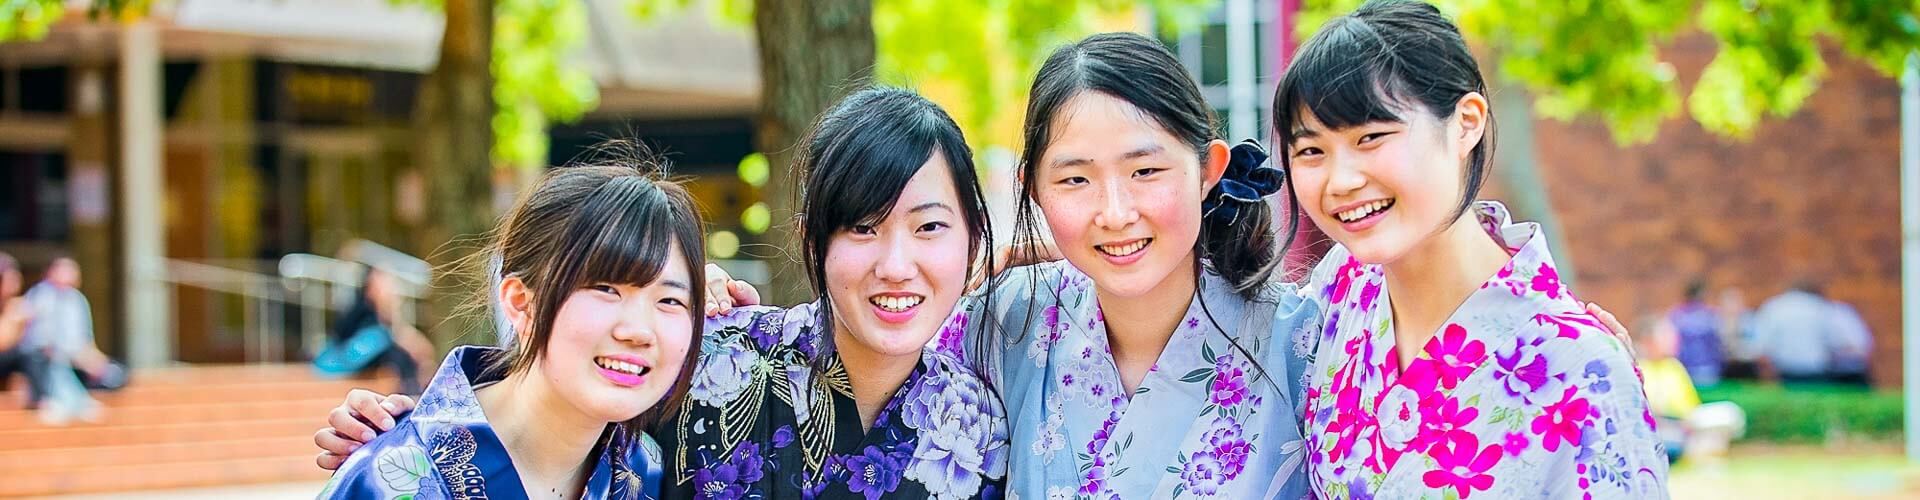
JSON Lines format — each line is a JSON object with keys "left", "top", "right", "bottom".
{"left": 1667, "top": 278, "right": 1725, "bottom": 386}
{"left": 1636, "top": 315, "right": 1746, "bottom": 465}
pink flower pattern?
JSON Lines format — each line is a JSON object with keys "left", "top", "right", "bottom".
{"left": 1300, "top": 201, "right": 1668, "bottom": 499}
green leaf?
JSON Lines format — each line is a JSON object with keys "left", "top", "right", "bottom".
{"left": 1179, "top": 368, "right": 1213, "bottom": 384}
{"left": 1202, "top": 341, "right": 1218, "bottom": 364}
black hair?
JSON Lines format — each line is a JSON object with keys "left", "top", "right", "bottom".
{"left": 1685, "top": 278, "right": 1708, "bottom": 303}
{"left": 1016, "top": 32, "right": 1285, "bottom": 297}
{"left": 796, "top": 86, "right": 995, "bottom": 376}
{"left": 1272, "top": 0, "right": 1495, "bottom": 225}
{"left": 481, "top": 143, "right": 707, "bottom": 432}
{"left": 1009, "top": 32, "right": 1286, "bottom": 396}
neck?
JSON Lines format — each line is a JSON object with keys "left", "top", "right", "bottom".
{"left": 832, "top": 325, "right": 921, "bottom": 432}
{"left": 1095, "top": 255, "right": 1198, "bottom": 393}
{"left": 1381, "top": 211, "right": 1511, "bottom": 367}
{"left": 475, "top": 367, "right": 606, "bottom": 499}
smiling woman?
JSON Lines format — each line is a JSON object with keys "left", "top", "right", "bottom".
{"left": 319, "top": 150, "right": 707, "bottom": 500}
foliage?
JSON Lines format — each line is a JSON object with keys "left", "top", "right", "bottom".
{"left": 1298, "top": 0, "right": 1920, "bottom": 143}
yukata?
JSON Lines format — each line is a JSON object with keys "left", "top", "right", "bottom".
{"left": 321, "top": 346, "right": 663, "bottom": 500}
{"left": 1299, "top": 201, "right": 1668, "bottom": 499}
{"left": 656, "top": 301, "right": 1008, "bottom": 500}
{"left": 971, "top": 261, "right": 1320, "bottom": 500}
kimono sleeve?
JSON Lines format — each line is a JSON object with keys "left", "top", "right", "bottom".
{"left": 1544, "top": 332, "right": 1672, "bottom": 499}
{"left": 317, "top": 432, "right": 438, "bottom": 500}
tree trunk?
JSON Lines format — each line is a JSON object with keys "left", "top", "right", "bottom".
{"left": 415, "top": 0, "right": 495, "bottom": 347}
{"left": 751, "top": 0, "right": 877, "bottom": 304}
{"left": 1491, "top": 86, "right": 1576, "bottom": 288}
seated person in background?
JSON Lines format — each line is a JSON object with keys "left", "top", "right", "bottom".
{"left": 1826, "top": 299, "right": 1873, "bottom": 386}
{"left": 23, "top": 256, "right": 126, "bottom": 424}
{"left": 0, "top": 252, "right": 47, "bottom": 407}
{"left": 1752, "top": 281, "right": 1846, "bottom": 385}
{"left": 1638, "top": 316, "right": 1746, "bottom": 464}
{"left": 314, "top": 266, "right": 432, "bottom": 394}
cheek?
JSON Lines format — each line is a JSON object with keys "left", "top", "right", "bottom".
{"left": 1036, "top": 191, "right": 1095, "bottom": 247}
{"left": 921, "top": 235, "right": 973, "bottom": 293}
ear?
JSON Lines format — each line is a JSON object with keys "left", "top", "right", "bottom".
{"left": 1452, "top": 92, "right": 1489, "bottom": 162}
{"left": 498, "top": 275, "right": 535, "bottom": 341}
{"left": 1201, "top": 139, "right": 1232, "bottom": 192}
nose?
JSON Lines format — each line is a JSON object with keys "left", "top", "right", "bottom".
{"left": 874, "top": 232, "right": 917, "bottom": 283}
{"left": 1326, "top": 151, "right": 1366, "bottom": 197}
{"left": 612, "top": 301, "right": 659, "bottom": 347}
{"left": 1093, "top": 178, "right": 1140, "bottom": 230}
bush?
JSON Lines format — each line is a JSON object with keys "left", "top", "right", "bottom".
{"left": 1695, "top": 381, "right": 1903, "bottom": 443}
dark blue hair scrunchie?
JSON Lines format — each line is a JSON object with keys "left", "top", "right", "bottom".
{"left": 1201, "top": 139, "right": 1283, "bottom": 223}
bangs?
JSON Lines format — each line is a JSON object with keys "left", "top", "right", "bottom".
{"left": 556, "top": 176, "right": 691, "bottom": 290}
{"left": 808, "top": 120, "right": 939, "bottom": 232}
{"left": 1274, "top": 16, "right": 1417, "bottom": 142}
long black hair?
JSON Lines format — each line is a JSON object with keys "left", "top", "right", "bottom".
{"left": 1009, "top": 32, "right": 1287, "bottom": 394}
{"left": 796, "top": 86, "right": 995, "bottom": 376}
{"left": 1271, "top": 0, "right": 1495, "bottom": 224}
{"left": 1015, "top": 32, "right": 1288, "bottom": 297}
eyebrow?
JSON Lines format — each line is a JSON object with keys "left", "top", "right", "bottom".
{"left": 1047, "top": 144, "right": 1166, "bottom": 169}
{"left": 907, "top": 202, "right": 954, "bottom": 214}
{"left": 1290, "top": 127, "right": 1321, "bottom": 140}
{"left": 659, "top": 280, "right": 691, "bottom": 291}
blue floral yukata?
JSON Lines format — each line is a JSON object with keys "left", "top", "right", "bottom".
{"left": 656, "top": 301, "right": 1008, "bottom": 500}
{"left": 321, "top": 346, "right": 663, "bottom": 499}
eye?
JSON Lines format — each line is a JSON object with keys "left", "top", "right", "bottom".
{"left": 847, "top": 224, "right": 877, "bottom": 236}
{"left": 589, "top": 284, "right": 620, "bottom": 296}
{"left": 1358, "top": 132, "right": 1394, "bottom": 145}
{"left": 1057, "top": 176, "right": 1089, "bottom": 187}
{"left": 917, "top": 221, "right": 951, "bottom": 234}
{"left": 1291, "top": 147, "right": 1324, "bottom": 159}
{"left": 1132, "top": 168, "right": 1164, "bottom": 179}
{"left": 659, "top": 296, "right": 688, "bottom": 309}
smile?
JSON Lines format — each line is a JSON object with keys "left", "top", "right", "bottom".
{"left": 1336, "top": 199, "right": 1395, "bottom": 223}
{"left": 868, "top": 294, "right": 924, "bottom": 313}
{"left": 1096, "top": 238, "right": 1151, "bottom": 258}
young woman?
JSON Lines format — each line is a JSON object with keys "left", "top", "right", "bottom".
{"left": 321, "top": 155, "right": 706, "bottom": 499}
{"left": 655, "top": 87, "right": 1007, "bottom": 499}
{"left": 321, "top": 87, "right": 1010, "bottom": 500}
{"left": 1276, "top": 1, "right": 1667, "bottom": 498}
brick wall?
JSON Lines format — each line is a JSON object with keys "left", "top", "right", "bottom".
{"left": 1504, "top": 37, "right": 1904, "bottom": 386}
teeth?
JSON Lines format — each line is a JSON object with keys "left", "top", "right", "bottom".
{"left": 595, "top": 357, "right": 646, "bottom": 376}
{"left": 1338, "top": 200, "right": 1394, "bottom": 223}
{"left": 1098, "top": 240, "right": 1147, "bottom": 257}
{"left": 870, "top": 295, "right": 923, "bottom": 312}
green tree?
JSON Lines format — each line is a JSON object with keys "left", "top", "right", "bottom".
{"left": 644, "top": 0, "right": 1214, "bottom": 302}
{"left": 1296, "top": 0, "right": 1920, "bottom": 280}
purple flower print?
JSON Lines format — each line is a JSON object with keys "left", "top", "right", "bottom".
{"left": 1179, "top": 450, "right": 1228, "bottom": 497}
{"left": 843, "top": 445, "right": 904, "bottom": 500}
{"left": 1209, "top": 355, "right": 1251, "bottom": 408}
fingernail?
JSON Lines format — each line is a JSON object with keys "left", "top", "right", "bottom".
{"left": 381, "top": 401, "right": 398, "bottom": 414}
{"left": 360, "top": 430, "right": 376, "bottom": 441}
{"left": 381, "top": 417, "right": 396, "bottom": 430}
{"left": 347, "top": 443, "right": 361, "bottom": 452}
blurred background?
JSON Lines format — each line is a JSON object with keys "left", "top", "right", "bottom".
{"left": 0, "top": 0, "right": 1915, "bottom": 497}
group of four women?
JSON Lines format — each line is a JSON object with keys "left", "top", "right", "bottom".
{"left": 313, "top": 1, "right": 1668, "bottom": 498}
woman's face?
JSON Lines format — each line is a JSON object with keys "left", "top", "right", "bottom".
{"left": 822, "top": 152, "right": 974, "bottom": 358}
{"left": 1284, "top": 94, "right": 1486, "bottom": 265}
{"left": 1031, "top": 91, "right": 1226, "bottom": 299}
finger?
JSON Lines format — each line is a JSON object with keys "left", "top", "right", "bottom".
{"left": 316, "top": 451, "right": 349, "bottom": 471}
{"left": 329, "top": 406, "right": 378, "bottom": 444}
{"left": 314, "top": 428, "right": 362, "bottom": 457}
{"left": 730, "top": 280, "right": 760, "bottom": 307}
{"left": 347, "top": 389, "right": 398, "bottom": 432}
{"left": 382, "top": 394, "right": 418, "bottom": 415}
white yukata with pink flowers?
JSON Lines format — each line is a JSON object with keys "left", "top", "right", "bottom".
{"left": 1299, "top": 201, "right": 1668, "bottom": 499}
{"left": 966, "top": 260, "right": 1319, "bottom": 500}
